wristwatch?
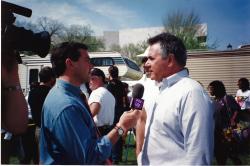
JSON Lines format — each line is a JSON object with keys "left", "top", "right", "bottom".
{"left": 115, "top": 125, "right": 124, "bottom": 137}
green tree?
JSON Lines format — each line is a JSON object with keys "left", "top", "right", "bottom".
{"left": 37, "top": 17, "right": 65, "bottom": 43}
{"left": 163, "top": 10, "right": 217, "bottom": 50}
{"left": 84, "top": 37, "right": 105, "bottom": 52}
{"left": 120, "top": 41, "right": 148, "bottom": 64}
{"left": 15, "top": 17, "right": 66, "bottom": 53}
{"left": 109, "top": 42, "right": 147, "bottom": 64}
{"left": 110, "top": 44, "right": 121, "bottom": 52}
{"left": 59, "top": 24, "right": 104, "bottom": 51}
{"left": 14, "top": 18, "right": 104, "bottom": 53}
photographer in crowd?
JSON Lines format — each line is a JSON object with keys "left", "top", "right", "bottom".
{"left": 1, "top": 50, "right": 29, "bottom": 164}
{"left": 1, "top": 1, "right": 50, "bottom": 135}
{"left": 1, "top": 50, "right": 28, "bottom": 134}
{"left": 2, "top": 1, "right": 51, "bottom": 163}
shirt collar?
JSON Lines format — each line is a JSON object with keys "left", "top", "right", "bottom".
{"left": 56, "top": 79, "right": 82, "bottom": 96}
{"left": 158, "top": 68, "right": 189, "bottom": 91}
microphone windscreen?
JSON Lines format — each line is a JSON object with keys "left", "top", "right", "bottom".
{"left": 132, "top": 83, "right": 144, "bottom": 99}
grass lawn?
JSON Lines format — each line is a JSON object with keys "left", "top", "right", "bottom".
{"left": 120, "top": 132, "right": 250, "bottom": 165}
{"left": 5, "top": 132, "right": 250, "bottom": 165}
{"left": 120, "top": 132, "right": 137, "bottom": 165}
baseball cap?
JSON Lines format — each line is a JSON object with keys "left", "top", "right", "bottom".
{"left": 90, "top": 68, "right": 106, "bottom": 82}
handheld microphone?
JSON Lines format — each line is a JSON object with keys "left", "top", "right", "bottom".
{"left": 130, "top": 83, "right": 144, "bottom": 110}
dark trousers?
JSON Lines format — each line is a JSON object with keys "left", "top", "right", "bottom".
{"left": 1, "top": 134, "right": 22, "bottom": 164}
{"left": 238, "top": 109, "right": 250, "bottom": 122}
{"left": 214, "top": 131, "right": 242, "bottom": 165}
{"left": 111, "top": 137, "right": 123, "bottom": 164}
{"left": 111, "top": 106, "right": 125, "bottom": 164}
{"left": 1, "top": 135, "right": 12, "bottom": 164}
{"left": 97, "top": 125, "right": 111, "bottom": 137}
{"left": 19, "top": 125, "right": 39, "bottom": 164}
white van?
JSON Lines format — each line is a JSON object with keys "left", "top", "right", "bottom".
{"left": 18, "top": 52, "right": 143, "bottom": 95}
{"left": 89, "top": 52, "right": 143, "bottom": 80}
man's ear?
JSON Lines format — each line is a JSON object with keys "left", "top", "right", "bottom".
{"left": 65, "top": 58, "right": 74, "bottom": 68}
{"left": 167, "top": 54, "right": 175, "bottom": 67}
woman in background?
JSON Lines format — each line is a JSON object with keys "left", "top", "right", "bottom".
{"left": 208, "top": 80, "right": 241, "bottom": 165}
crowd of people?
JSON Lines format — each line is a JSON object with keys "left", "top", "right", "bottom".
{"left": 2, "top": 32, "right": 250, "bottom": 165}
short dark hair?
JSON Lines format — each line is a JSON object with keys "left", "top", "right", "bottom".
{"left": 108, "top": 65, "right": 119, "bottom": 79}
{"left": 238, "top": 77, "right": 249, "bottom": 90}
{"left": 39, "top": 66, "right": 55, "bottom": 83}
{"left": 148, "top": 32, "right": 187, "bottom": 66}
{"left": 208, "top": 80, "right": 226, "bottom": 98}
{"left": 50, "top": 42, "right": 88, "bottom": 77}
{"left": 90, "top": 68, "right": 106, "bottom": 83}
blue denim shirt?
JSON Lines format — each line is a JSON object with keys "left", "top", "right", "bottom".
{"left": 40, "top": 79, "right": 112, "bottom": 164}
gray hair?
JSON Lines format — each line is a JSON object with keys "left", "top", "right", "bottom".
{"left": 148, "top": 32, "right": 187, "bottom": 66}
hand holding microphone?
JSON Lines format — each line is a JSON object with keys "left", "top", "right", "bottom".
{"left": 117, "top": 84, "right": 145, "bottom": 133}
{"left": 130, "top": 83, "right": 144, "bottom": 110}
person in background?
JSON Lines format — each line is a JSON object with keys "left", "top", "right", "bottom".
{"left": 137, "top": 32, "right": 214, "bottom": 165}
{"left": 106, "top": 65, "right": 127, "bottom": 164}
{"left": 135, "top": 48, "right": 159, "bottom": 157}
{"left": 138, "top": 51, "right": 159, "bottom": 105}
{"left": 88, "top": 68, "right": 115, "bottom": 136}
{"left": 29, "top": 67, "right": 56, "bottom": 128}
{"left": 25, "top": 67, "right": 55, "bottom": 164}
{"left": 40, "top": 42, "right": 140, "bottom": 164}
{"left": 208, "top": 80, "right": 241, "bottom": 165}
{"left": 19, "top": 81, "right": 39, "bottom": 164}
{"left": 1, "top": 50, "right": 28, "bottom": 164}
{"left": 1, "top": 50, "right": 28, "bottom": 134}
{"left": 141, "top": 56, "right": 150, "bottom": 77}
{"left": 236, "top": 78, "right": 250, "bottom": 113}
{"left": 80, "top": 82, "right": 91, "bottom": 99}
{"left": 122, "top": 82, "right": 131, "bottom": 111}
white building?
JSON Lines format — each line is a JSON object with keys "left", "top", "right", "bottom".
{"left": 103, "top": 24, "right": 207, "bottom": 50}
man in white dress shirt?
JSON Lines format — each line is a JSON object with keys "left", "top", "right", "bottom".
{"left": 88, "top": 68, "right": 115, "bottom": 136}
{"left": 137, "top": 32, "right": 214, "bottom": 165}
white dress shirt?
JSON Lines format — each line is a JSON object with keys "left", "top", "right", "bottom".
{"left": 138, "top": 69, "right": 215, "bottom": 165}
{"left": 88, "top": 87, "right": 115, "bottom": 127}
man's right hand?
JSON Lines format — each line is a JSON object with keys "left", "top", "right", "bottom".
{"left": 116, "top": 109, "right": 140, "bottom": 133}
{"left": 107, "top": 109, "right": 140, "bottom": 145}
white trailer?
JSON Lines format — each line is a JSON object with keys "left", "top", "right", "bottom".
{"left": 136, "top": 45, "right": 250, "bottom": 95}
{"left": 18, "top": 52, "right": 143, "bottom": 95}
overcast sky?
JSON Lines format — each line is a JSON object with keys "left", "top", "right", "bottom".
{"left": 4, "top": 0, "right": 250, "bottom": 50}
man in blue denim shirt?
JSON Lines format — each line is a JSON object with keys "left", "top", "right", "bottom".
{"left": 40, "top": 42, "right": 140, "bottom": 164}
